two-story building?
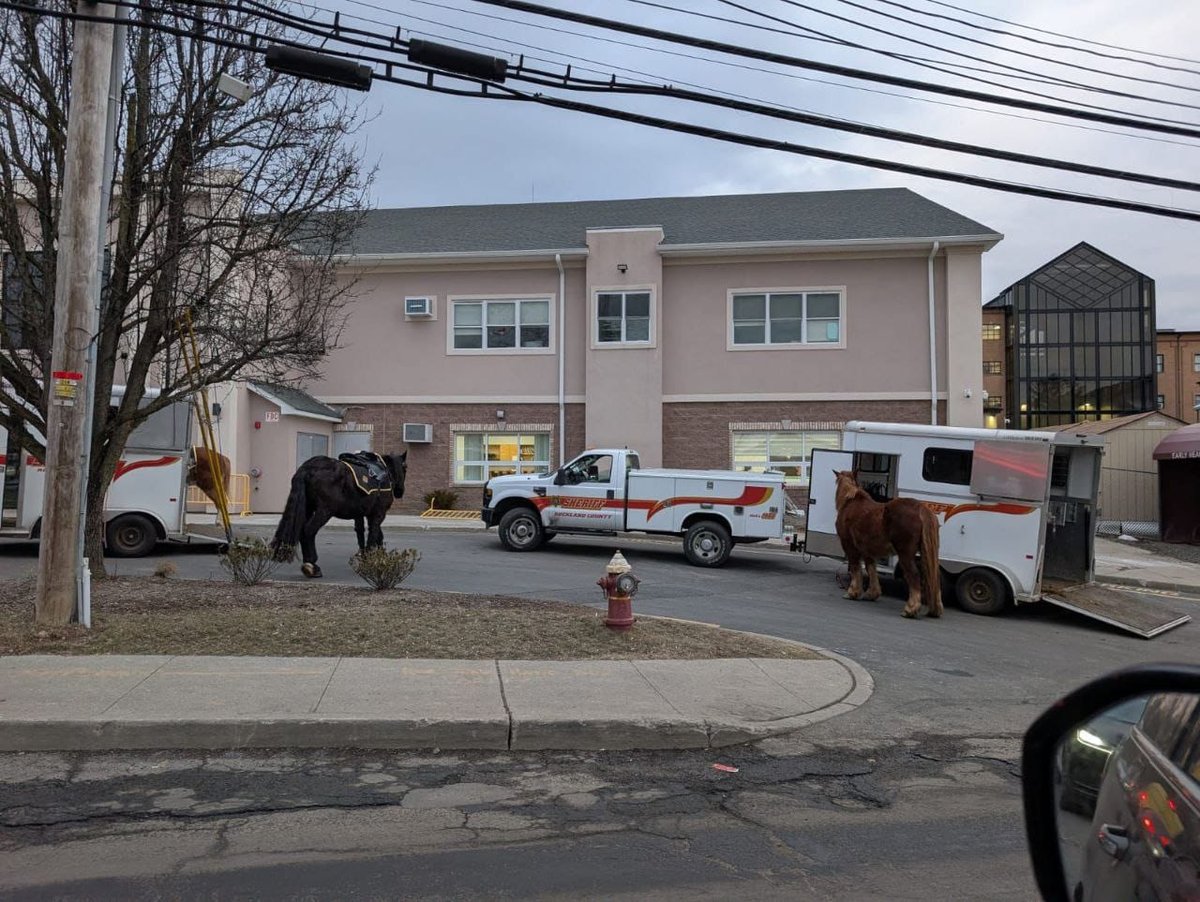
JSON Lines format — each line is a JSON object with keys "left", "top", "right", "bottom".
{"left": 245, "top": 187, "right": 999, "bottom": 512}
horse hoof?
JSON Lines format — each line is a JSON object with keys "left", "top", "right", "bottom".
{"left": 902, "top": 610, "right": 919, "bottom": 619}
{"left": 843, "top": 593, "right": 860, "bottom": 601}
{"left": 865, "top": 593, "right": 881, "bottom": 602}
{"left": 301, "top": 563, "right": 322, "bottom": 579}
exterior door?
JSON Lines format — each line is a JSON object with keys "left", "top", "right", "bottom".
{"left": 804, "top": 448, "right": 855, "bottom": 559}
{"left": 296, "top": 432, "right": 330, "bottom": 467}
{"left": 547, "top": 452, "right": 623, "bottom": 531}
{"left": 333, "top": 430, "right": 372, "bottom": 457}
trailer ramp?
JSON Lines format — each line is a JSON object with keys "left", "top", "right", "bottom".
{"left": 1042, "top": 582, "right": 1191, "bottom": 639}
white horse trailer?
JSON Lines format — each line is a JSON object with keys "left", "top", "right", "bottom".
{"left": 803, "top": 421, "right": 1190, "bottom": 638}
{"left": 1, "top": 393, "right": 214, "bottom": 557}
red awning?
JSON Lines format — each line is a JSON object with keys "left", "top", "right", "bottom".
{"left": 1153, "top": 423, "right": 1200, "bottom": 461}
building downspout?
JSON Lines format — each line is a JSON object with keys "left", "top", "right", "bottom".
{"left": 555, "top": 253, "right": 566, "bottom": 465}
{"left": 927, "top": 240, "right": 940, "bottom": 425}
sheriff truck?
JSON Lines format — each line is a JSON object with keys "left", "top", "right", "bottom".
{"left": 480, "top": 448, "right": 785, "bottom": 567}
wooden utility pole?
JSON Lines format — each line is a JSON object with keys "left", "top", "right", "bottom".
{"left": 35, "top": 3, "right": 119, "bottom": 625}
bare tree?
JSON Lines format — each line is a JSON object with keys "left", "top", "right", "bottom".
{"left": 0, "top": 2, "right": 371, "bottom": 574}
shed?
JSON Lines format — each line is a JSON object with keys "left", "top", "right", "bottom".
{"left": 1154, "top": 423, "right": 1200, "bottom": 544}
{"left": 1052, "top": 411, "right": 1188, "bottom": 525}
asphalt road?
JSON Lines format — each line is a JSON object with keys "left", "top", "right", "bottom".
{"left": 2, "top": 528, "right": 1198, "bottom": 899}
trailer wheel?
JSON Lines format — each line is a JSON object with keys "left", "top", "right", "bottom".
{"left": 497, "top": 507, "right": 544, "bottom": 552}
{"left": 105, "top": 513, "right": 158, "bottom": 558}
{"left": 683, "top": 520, "right": 732, "bottom": 567}
{"left": 955, "top": 567, "right": 1010, "bottom": 616}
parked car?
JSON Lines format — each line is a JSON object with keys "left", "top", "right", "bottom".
{"left": 1073, "top": 692, "right": 1200, "bottom": 902}
{"left": 1057, "top": 696, "right": 1148, "bottom": 817}
{"left": 1022, "top": 664, "right": 1200, "bottom": 902}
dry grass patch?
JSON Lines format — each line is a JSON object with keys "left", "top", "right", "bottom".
{"left": 0, "top": 576, "right": 820, "bottom": 661}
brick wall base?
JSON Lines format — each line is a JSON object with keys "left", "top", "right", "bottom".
{"left": 341, "top": 403, "right": 586, "bottom": 512}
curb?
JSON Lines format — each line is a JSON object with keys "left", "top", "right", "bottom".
{"left": 0, "top": 645, "right": 873, "bottom": 754}
{"left": 1097, "top": 576, "right": 1200, "bottom": 597}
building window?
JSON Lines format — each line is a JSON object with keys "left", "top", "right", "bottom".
{"left": 984, "top": 395, "right": 1003, "bottom": 411}
{"left": 451, "top": 298, "right": 550, "bottom": 351}
{"left": 455, "top": 432, "right": 550, "bottom": 484}
{"left": 982, "top": 323, "right": 1003, "bottom": 341}
{"left": 1155, "top": 353, "right": 1164, "bottom": 373}
{"left": 1195, "top": 394, "right": 1200, "bottom": 419}
{"left": 731, "top": 290, "right": 843, "bottom": 346}
{"left": 1194, "top": 353, "right": 1200, "bottom": 373}
{"left": 1157, "top": 395, "right": 1165, "bottom": 409}
{"left": 922, "top": 447, "right": 973, "bottom": 485}
{"left": 731, "top": 430, "right": 841, "bottom": 486}
{"left": 596, "top": 291, "right": 651, "bottom": 344}
{"left": 982, "top": 361, "right": 1002, "bottom": 375}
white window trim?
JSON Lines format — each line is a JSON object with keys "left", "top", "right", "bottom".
{"left": 446, "top": 294, "right": 556, "bottom": 356}
{"left": 450, "top": 428, "right": 553, "bottom": 485}
{"left": 591, "top": 284, "right": 657, "bottom": 350}
{"left": 726, "top": 286, "right": 847, "bottom": 352}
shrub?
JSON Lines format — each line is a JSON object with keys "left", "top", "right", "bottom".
{"left": 219, "top": 537, "right": 282, "bottom": 586}
{"left": 351, "top": 547, "right": 420, "bottom": 590}
{"left": 153, "top": 561, "right": 177, "bottom": 579}
{"left": 422, "top": 488, "right": 460, "bottom": 510}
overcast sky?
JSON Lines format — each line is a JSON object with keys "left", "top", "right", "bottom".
{"left": 322, "top": 0, "right": 1200, "bottom": 328}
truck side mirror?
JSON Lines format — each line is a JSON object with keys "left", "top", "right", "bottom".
{"left": 553, "top": 469, "right": 566, "bottom": 486}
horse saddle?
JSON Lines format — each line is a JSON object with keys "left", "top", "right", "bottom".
{"left": 339, "top": 451, "right": 392, "bottom": 495}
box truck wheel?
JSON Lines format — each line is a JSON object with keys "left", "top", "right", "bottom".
{"left": 684, "top": 520, "right": 732, "bottom": 567}
{"left": 498, "top": 507, "right": 544, "bottom": 552}
{"left": 955, "top": 567, "right": 1010, "bottom": 616}
{"left": 105, "top": 513, "right": 158, "bottom": 558}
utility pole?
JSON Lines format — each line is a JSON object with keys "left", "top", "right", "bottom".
{"left": 35, "top": 2, "right": 119, "bottom": 625}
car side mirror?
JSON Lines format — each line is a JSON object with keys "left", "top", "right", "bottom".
{"left": 1022, "top": 664, "right": 1200, "bottom": 901}
{"left": 553, "top": 469, "right": 566, "bottom": 486}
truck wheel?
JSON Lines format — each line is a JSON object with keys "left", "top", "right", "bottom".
{"left": 684, "top": 520, "right": 732, "bottom": 567}
{"left": 105, "top": 513, "right": 158, "bottom": 558}
{"left": 955, "top": 567, "right": 1010, "bottom": 616}
{"left": 498, "top": 507, "right": 544, "bottom": 552}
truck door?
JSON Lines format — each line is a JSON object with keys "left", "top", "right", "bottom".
{"left": 547, "top": 452, "right": 623, "bottom": 532}
{"left": 804, "top": 448, "right": 855, "bottom": 559}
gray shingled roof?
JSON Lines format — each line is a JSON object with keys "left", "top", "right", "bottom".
{"left": 248, "top": 381, "right": 342, "bottom": 421}
{"left": 344, "top": 188, "right": 998, "bottom": 256}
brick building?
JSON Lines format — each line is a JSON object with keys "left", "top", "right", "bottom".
{"left": 1156, "top": 329, "right": 1200, "bottom": 423}
{"left": 231, "top": 188, "right": 1002, "bottom": 511}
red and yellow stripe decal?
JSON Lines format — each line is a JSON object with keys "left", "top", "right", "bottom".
{"left": 113, "top": 456, "right": 180, "bottom": 481}
{"left": 921, "top": 500, "right": 1036, "bottom": 520}
{"left": 534, "top": 485, "right": 774, "bottom": 522}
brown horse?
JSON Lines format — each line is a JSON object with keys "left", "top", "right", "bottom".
{"left": 833, "top": 470, "right": 943, "bottom": 619}
{"left": 188, "top": 446, "right": 230, "bottom": 508}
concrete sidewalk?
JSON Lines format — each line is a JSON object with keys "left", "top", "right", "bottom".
{"left": 1095, "top": 537, "right": 1200, "bottom": 594}
{"left": 0, "top": 651, "right": 872, "bottom": 753}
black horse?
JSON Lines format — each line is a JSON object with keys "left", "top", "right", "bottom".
{"left": 271, "top": 451, "right": 407, "bottom": 578}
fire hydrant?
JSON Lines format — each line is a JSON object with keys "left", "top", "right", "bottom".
{"left": 598, "top": 550, "right": 639, "bottom": 631}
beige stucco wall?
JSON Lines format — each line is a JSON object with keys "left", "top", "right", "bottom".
{"left": 583, "top": 228, "right": 665, "bottom": 465}
{"left": 660, "top": 252, "right": 949, "bottom": 402}
{"left": 945, "top": 248, "right": 984, "bottom": 427}
{"left": 310, "top": 264, "right": 586, "bottom": 402}
{"left": 241, "top": 393, "right": 335, "bottom": 512}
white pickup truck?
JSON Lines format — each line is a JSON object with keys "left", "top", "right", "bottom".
{"left": 480, "top": 448, "right": 786, "bottom": 567}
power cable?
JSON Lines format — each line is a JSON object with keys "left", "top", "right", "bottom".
{"left": 460, "top": 0, "right": 1200, "bottom": 139}
{"left": 822, "top": 0, "right": 1200, "bottom": 93}
{"left": 7, "top": 0, "right": 1200, "bottom": 224}
{"left": 920, "top": 0, "right": 1200, "bottom": 69}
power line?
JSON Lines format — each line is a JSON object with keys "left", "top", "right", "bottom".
{"left": 920, "top": 0, "right": 1200, "bottom": 69}
{"left": 460, "top": 0, "right": 1200, "bottom": 139}
{"left": 823, "top": 0, "right": 1200, "bottom": 94}
{"left": 7, "top": 0, "right": 1200, "bottom": 225}
{"left": 341, "top": 0, "right": 1200, "bottom": 149}
{"left": 721, "top": 0, "right": 1200, "bottom": 117}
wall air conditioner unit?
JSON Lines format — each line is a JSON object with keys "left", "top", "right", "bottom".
{"left": 403, "top": 423, "right": 432, "bottom": 443}
{"left": 404, "top": 296, "right": 434, "bottom": 318}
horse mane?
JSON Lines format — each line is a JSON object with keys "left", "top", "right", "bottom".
{"left": 833, "top": 471, "right": 871, "bottom": 509}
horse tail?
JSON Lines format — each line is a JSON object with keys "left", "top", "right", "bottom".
{"left": 919, "top": 507, "right": 942, "bottom": 611}
{"left": 271, "top": 469, "right": 309, "bottom": 562}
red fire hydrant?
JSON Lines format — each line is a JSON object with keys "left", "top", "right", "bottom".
{"left": 598, "top": 550, "right": 639, "bottom": 631}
